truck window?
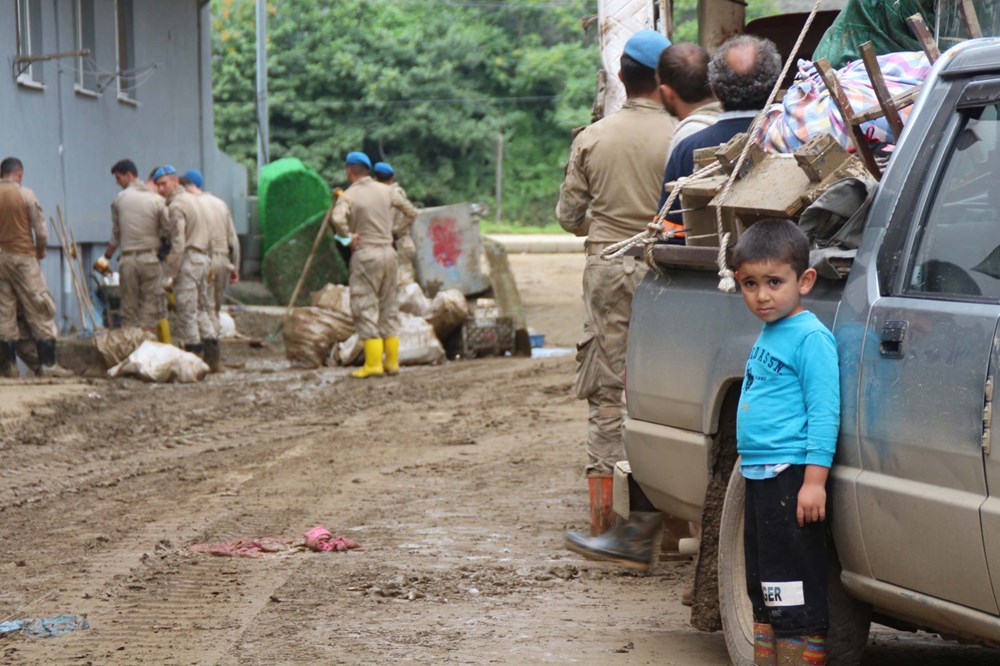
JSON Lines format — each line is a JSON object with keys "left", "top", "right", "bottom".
{"left": 907, "top": 103, "right": 1000, "bottom": 299}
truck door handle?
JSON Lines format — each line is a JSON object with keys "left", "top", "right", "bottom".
{"left": 879, "top": 320, "right": 908, "bottom": 359}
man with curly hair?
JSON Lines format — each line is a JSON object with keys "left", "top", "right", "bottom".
{"left": 657, "top": 34, "right": 782, "bottom": 232}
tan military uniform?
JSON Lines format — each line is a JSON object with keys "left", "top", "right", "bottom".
{"left": 390, "top": 182, "right": 418, "bottom": 285}
{"left": 200, "top": 192, "right": 240, "bottom": 329}
{"left": 557, "top": 97, "right": 676, "bottom": 475}
{"left": 163, "top": 188, "right": 216, "bottom": 346}
{"left": 329, "top": 176, "right": 418, "bottom": 340}
{"left": 0, "top": 179, "right": 58, "bottom": 341}
{"left": 112, "top": 181, "right": 167, "bottom": 329}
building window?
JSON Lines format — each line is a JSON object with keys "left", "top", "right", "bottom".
{"left": 73, "top": 0, "right": 97, "bottom": 94}
{"left": 115, "top": 0, "right": 136, "bottom": 101}
{"left": 15, "top": 0, "right": 44, "bottom": 86}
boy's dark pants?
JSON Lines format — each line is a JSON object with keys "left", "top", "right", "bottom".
{"left": 744, "top": 464, "right": 829, "bottom": 636}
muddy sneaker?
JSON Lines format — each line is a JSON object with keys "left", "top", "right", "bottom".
{"left": 564, "top": 512, "right": 663, "bottom": 572}
{"left": 38, "top": 363, "right": 74, "bottom": 378}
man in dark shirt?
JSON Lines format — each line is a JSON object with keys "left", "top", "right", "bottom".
{"left": 658, "top": 35, "right": 782, "bottom": 232}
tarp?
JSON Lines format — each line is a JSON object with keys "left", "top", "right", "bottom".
{"left": 812, "top": 0, "right": 935, "bottom": 69}
{"left": 257, "top": 158, "right": 331, "bottom": 254}
{"left": 262, "top": 210, "right": 350, "bottom": 306}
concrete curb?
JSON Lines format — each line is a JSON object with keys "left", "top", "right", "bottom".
{"left": 484, "top": 234, "right": 584, "bottom": 254}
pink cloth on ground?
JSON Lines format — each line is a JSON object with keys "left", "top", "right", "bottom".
{"left": 186, "top": 536, "right": 294, "bottom": 557}
{"left": 304, "top": 525, "right": 362, "bottom": 552}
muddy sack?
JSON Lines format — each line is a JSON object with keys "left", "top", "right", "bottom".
{"left": 399, "top": 282, "right": 431, "bottom": 317}
{"left": 330, "top": 314, "right": 444, "bottom": 368}
{"left": 93, "top": 327, "right": 156, "bottom": 368}
{"left": 425, "top": 289, "right": 469, "bottom": 339}
{"left": 108, "top": 341, "right": 209, "bottom": 383}
{"left": 309, "top": 283, "right": 351, "bottom": 312}
{"left": 282, "top": 306, "right": 354, "bottom": 368}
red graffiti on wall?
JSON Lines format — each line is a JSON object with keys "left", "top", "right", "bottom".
{"left": 429, "top": 218, "right": 461, "bottom": 268}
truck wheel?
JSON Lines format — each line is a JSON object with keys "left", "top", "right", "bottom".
{"left": 718, "top": 466, "right": 872, "bottom": 666}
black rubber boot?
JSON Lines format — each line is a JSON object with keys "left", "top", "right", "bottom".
{"left": 36, "top": 339, "right": 74, "bottom": 378}
{"left": 203, "top": 338, "right": 222, "bottom": 373}
{"left": 564, "top": 511, "right": 663, "bottom": 572}
{"left": 184, "top": 343, "right": 204, "bottom": 357}
{"left": 1, "top": 340, "right": 18, "bottom": 378}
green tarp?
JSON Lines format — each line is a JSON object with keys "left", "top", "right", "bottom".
{"left": 812, "top": 0, "right": 936, "bottom": 68}
{"left": 257, "top": 157, "right": 331, "bottom": 254}
{"left": 262, "top": 210, "right": 350, "bottom": 306}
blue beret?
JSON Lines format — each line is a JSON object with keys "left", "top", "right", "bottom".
{"left": 183, "top": 169, "right": 204, "bottom": 188}
{"left": 345, "top": 151, "right": 372, "bottom": 169}
{"left": 623, "top": 29, "right": 671, "bottom": 70}
{"left": 152, "top": 165, "right": 176, "bottom": 181}
{"left": 372, "top": 162, "right": 394, "bottom": 178}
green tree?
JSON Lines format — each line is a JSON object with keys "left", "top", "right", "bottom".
{"left": 213, "top": 0, "right": 596, "bottom": 223}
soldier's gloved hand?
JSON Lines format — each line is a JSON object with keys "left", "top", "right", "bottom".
{"left": 161, "top": 276, "right": 175, "bottom": 293}
{"left": 333, "top": 187, "right": 345, "bottom": 198}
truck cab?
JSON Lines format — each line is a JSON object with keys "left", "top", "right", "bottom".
{"left": 623, "top": 36, "right": 1000, "bottom": 663}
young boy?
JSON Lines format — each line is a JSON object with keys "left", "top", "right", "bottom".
{"left": 731, "top": 219, "right": 840, "bottom": 666}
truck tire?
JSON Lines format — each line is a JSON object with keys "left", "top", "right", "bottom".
{"left": 718, "top": 466, "right": 872, "bottom": 666}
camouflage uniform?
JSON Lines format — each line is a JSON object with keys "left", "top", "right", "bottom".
{"left": 390, "top": 182, "right": 418, "bottom": 285}
{"left": 199, "top": 192, "right": 240, "bottom": 330}
{"left": 557, "top": 98, "right": 676, "bottom": 475}
{"left": 0, "top": 178, "right": 58, "bottom": 342}
{"left": 111, "top": 181, "right": 167, "bottom": 329}
{"left": 163, "top": 188, "right": 216, "bottom": 347}
{"left": 329, "top": 176, "right": 418, "bottom": 340}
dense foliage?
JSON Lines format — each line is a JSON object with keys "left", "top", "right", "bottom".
{"left": 213, "top": 0, "right": 598, "bottom": 224}
{"left": 212, "top": 0, "right": 778, "bottom": 224}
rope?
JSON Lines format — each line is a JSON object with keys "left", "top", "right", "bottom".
{"left": 600, "top": 161, "right": 723, "bottom": 268}
{"left": 713, "top": 0, "right": 827, "bottom": 292}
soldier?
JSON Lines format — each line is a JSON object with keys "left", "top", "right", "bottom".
{"left": 327, "top": 152, "right": 418, "bottom": 378}
{"left": 372, "top": 162, "right": 418, "bottom": 285}
{"left": 556, "top": 31, "right": 675, "bottom": 554}
{"left": 154, "top": 165, "right": 219, "bottom": 365}
{"left": 0, "top": 157, "right": 73, "bottom": 378}
{"left": 101, "top": 159, "right": 168, "bottom": 331}
{"left": 182, "top": 169, "right": 239, "bottom": 370}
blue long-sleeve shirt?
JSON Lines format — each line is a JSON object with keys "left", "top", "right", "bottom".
{"left": 737, "top": 311, "right": 840, "bottom": 468}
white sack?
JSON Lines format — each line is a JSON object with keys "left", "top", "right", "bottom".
{"left": 108, "top": 341, "right": 209, "bottom": 383}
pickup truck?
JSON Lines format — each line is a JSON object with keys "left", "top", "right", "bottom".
{"left": 624, "top": 37, "right": 1000, "bottom": 664}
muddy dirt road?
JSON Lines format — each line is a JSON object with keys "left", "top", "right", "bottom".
{"left": 1, "top": 253, "right": 996, "bottom": 664}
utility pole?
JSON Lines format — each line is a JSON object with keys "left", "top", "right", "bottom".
{"left": 256, "top": 0, "right": 269, "bottom": 178}
{"left": 495, "top": 132, "right": 504, "bottom": 224}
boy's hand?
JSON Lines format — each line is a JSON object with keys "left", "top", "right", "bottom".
{"left": 796, "top": 465, "right": 830, "bottom": 527}
{"left": 797, "top": 483, "right": 826, "bottom": 526}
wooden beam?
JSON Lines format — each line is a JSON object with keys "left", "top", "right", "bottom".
{"left": 852, "top": 87, "right": 922, "bottom": 123}
{"left": 815, "top": 58, "right": 882, "bottom": 178}
{"left": 907, "top": 13, "right": 940, "bottom": 63}
{"left": 959, "top": 0, "right": 984, "bottom": 39}
{"left": 860, "top": 41, "right": 905, "bottom": 140}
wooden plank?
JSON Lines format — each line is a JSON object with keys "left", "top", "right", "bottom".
{"left": 860, "top": 41, "right": 905, "bottom": 140}
{"left": 853, "top": 86, "right": 921, "bottom": 123}
{"left": 815, "top": 58, "right": 882, "bottom": 178}
{"left": 960, "top": 0, "right": 984, "bottom": 39}
{"left": 907, "top": 13, "right": 940, "bottom": 63}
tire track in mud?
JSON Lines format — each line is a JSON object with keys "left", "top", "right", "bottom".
{"left": 2, "top": 357, "right": 634, "bottom": 664}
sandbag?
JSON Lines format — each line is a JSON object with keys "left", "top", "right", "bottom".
{"left": 282, "top": 306, "right": 354, "bottom": 368}
{"left": 219, "top": 311, "right": 237, "bottom": 339}
{"left": 398, "top": 313, "right": 445, "bottom": 366}
{"left": 332, "top": 333, "right": 364, "bottom": 367}
{"left": 310, "top": 283, "right": 351, "bottom": 313}
{"left": 108, "top": 341, "right": 209, "bottom": 383}
{"left": 425, "top": 289, "right": 469, "bottom": 339}
{"left": 93, "top": 327, "right": 157, "bottom": 369}
{"left": 399, "top": 282, "right": 430, "bottom": 317}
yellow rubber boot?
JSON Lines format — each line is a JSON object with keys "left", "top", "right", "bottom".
{"left": 384, "top": 336, "right": 400, "bottom": 375}
{"left": 352, "top": 338, "right": 385, "bottom": 378}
